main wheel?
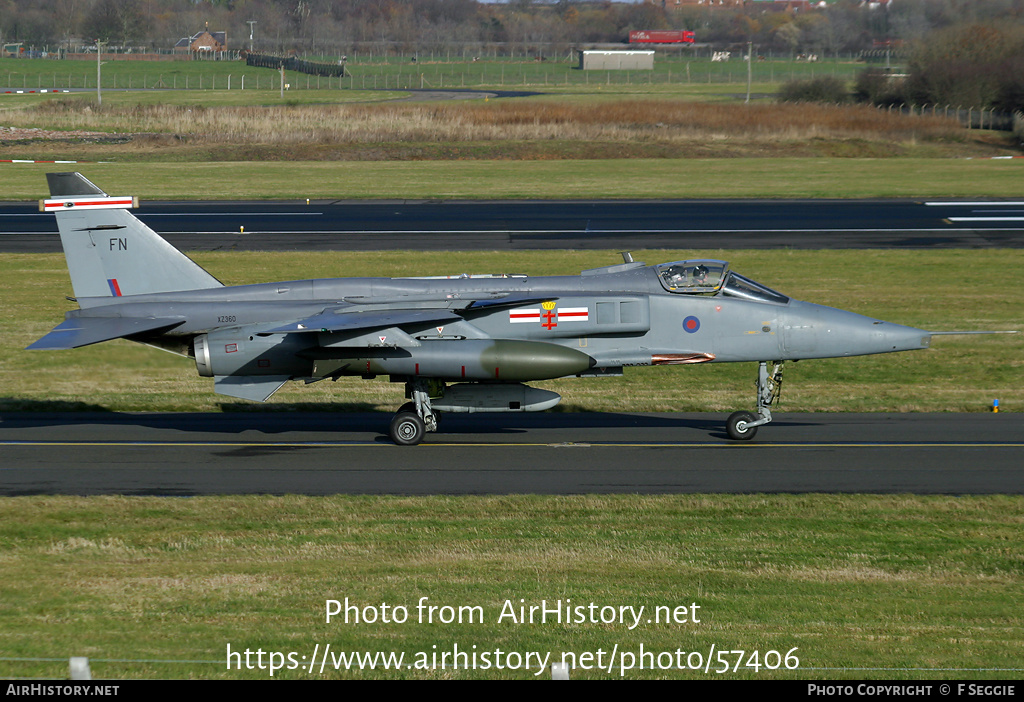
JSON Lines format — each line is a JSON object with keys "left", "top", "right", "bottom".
{"left": 726, "top": 411, "right": 759, "bottom": 441}
{"left": 390, "top": 411, "right": 425, "bottom": 446}
{"left": 397, "top": 401, "right": 439, "bottom": 430}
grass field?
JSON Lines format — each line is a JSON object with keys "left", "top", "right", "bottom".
{"left": 3, "top": 159, "right": 1024, "bottom": 200}
{"left": 1, "top": 54, "right": 872, "bottom": 93}
{"left": 2, "top": 494, "right": 1022, "bottom": 680}
{"left": 1, "top": 60, "right": 1022, "bottom": 681}
{"left": 3, "top": 54, "right": 1020, "bottom": 166}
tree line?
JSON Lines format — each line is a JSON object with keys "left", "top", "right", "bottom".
{"left": 778, "top": 22, "right": 1024, "bottom": 114}
{"left": 2, "top": 0, "right": 1022, "bottom": 60}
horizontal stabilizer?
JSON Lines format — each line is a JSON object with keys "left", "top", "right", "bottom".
{"left": 266, "top": 308, "right": 463, "bottom": 334}
{"left": 27, "top": 316, "right": 185, "bottom": 350}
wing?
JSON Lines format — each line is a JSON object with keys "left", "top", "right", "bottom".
{"left": 263, "top": 307, "right": 464, "bottom": 335}
{"left": 264, "top": 294, "right": 562, "bottom": 334}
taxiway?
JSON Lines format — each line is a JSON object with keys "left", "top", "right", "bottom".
{"left": 1, "top": 412, "right": 1019, "bottom": 496}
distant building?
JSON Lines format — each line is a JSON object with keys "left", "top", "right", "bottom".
{"left": 174, "top": 30, "right": 227, "bottom": 53}
{"left": 578, "top": 51, "right": 655, "bottom": 71}
{"left": 648, "top": 0, "right": 834, "bottom": 7}
{"left": 746, "top": 1, "right": 823, "bottom": 9}
{"left": 646, "top": 1, "right": 743, "bottom": 7}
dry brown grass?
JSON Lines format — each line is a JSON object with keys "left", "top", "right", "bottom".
{"left": 27, "top": 99, "right": 965, "bottom": 148}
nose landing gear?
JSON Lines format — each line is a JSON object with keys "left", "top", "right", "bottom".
{"left": 726, "top": 360, "right": 784, "bottom": 441}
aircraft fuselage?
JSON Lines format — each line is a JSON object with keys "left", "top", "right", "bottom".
{"left": 67, "top": 265, "right": 931, "bottom": 382}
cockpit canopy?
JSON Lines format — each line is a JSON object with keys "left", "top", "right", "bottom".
{"left": 655, "top": 259, "right": 789, "bottom": 305}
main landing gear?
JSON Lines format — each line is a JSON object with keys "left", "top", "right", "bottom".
{"left": 389, "top": 379, "right": 440, "bottom": 446}
{"left": 726, "top": 361, "right": 784, "bottom": 441}
{"left": 388, "top": 364, "right": 786, "bottom": 445}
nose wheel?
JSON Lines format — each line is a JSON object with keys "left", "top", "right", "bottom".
{"left": 726, "top": 361, "right": 784, "bottom": 441}
{"left": 726, "top": 410, "right": 760, "bottom": 440}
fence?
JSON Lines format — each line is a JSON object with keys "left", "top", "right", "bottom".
{"left": 3, "top": 53, "right": 871, "bottom": 91}
{"left": 885, "top": 103, "right": 1016, "bottom": 130}
{"left": 2, "top": 68, "right": 356, "bottom": 91}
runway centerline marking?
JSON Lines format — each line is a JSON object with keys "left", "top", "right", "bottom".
{"left": 926, "top": 201, "right": 1024, "bottom": 206}
{"left": 3, "top": 440, "right": 1022, "bottom": 449}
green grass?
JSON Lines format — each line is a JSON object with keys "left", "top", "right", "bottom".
{"left": 3, "top": 159, "right": 1024, "bottom": 200}
{"left": 1, "top": 494, "right": 1022, "bottom": 679}
{"left": 3, "top": 249, "right": 1021, "bottom": 415}
{"left": 12, "top": 88, "right": 403, "bottom": 107}
{"left": 3, "top": 58, "right": 1018, "bottom": 166}
{"left": 1, "top": 54, "right": 874, "bottom": 94}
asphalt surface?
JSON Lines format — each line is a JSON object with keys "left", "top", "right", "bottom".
{"left": 1, "top": 412, "right": 1020, "bottom": 496}
{"left": 3, "top": 198, "right": 1024, "bottom": 252}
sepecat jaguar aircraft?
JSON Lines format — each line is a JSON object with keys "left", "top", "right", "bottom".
{"left": 28, "top": 172, "right": 1007, "bottom": 445}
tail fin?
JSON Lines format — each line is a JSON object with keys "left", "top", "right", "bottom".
{"left": 42, "top": 172, "right": 223, "bottom": 303}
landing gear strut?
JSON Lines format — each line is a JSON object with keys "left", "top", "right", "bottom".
{"left": 388, "top": 379, "right": 441, "bottom": 446}
{"left": 726, "top": 361, "right": 784, "bottom": 441}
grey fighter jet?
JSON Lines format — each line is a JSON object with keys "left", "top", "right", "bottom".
{"left": 27, "top": 172, "right": 999, "bottom": 445}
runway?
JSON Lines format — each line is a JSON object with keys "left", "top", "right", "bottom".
{"left": 3, "top": 198, "right": 1024, "bottom": 252}
{"left": 1, "top": 412, "right": 1020, "bottom": 496}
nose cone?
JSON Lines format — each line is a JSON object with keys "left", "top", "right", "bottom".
{"left": 783, "top": 301, "right": 931, "bottom": 359}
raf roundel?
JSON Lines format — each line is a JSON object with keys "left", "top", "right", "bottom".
{"left": 683, "top": 316, "right": 701, "bottom": 333}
